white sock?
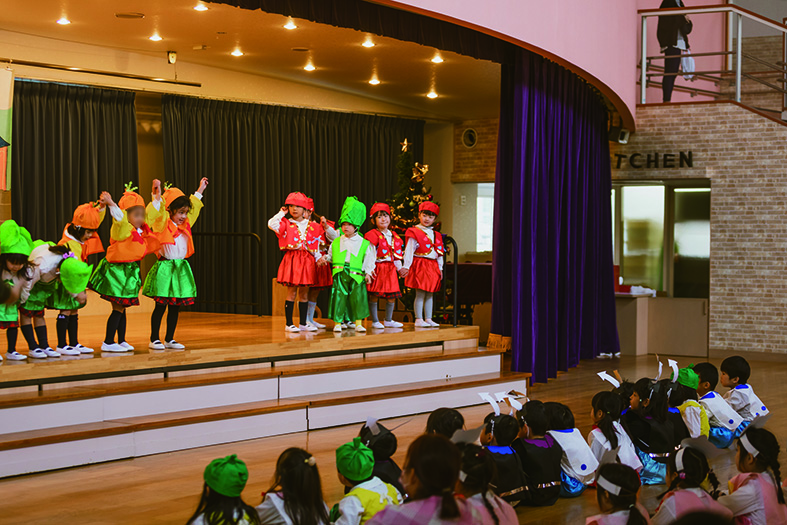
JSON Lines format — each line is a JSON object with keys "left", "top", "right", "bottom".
{"left": 424, "top": 293, "right": 434, "bottom": 320}
{"left": 307, "top": 301, "right": 317, "bottom": 324}
{"left": 385, "top": 301, "right": 395, "bottom": 322}
{"left": 414, "top": 290, "right": 426, "bottom": 320}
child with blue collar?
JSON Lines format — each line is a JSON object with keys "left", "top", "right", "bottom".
{"left": 668, "top": 366, "right": 709, "bottom": 439}
{"left": 693, "top": 362, "right": 747, "bottom": 448}
{"left": 721, "top": 356, "right": 769, "bottom": 422}
{"left": 479, "top": 413, "right": 528, "bottom": 506}
{"left": 544, "top": 402, "right": 598, "bottom": 498}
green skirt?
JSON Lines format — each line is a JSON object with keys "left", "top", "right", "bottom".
{"left": 328, "top": 270, "right": 370, "bottom": 322}
{"left": 90, "top": 260, "right": 141, "bottom": 299}
{"left": 22, "top": 279, "right": 58, "bottom": 312}
{"left": 142, "top": 259, "right": 197, "bottom": 299}
{"left": 47, "top": 281, "right": 86, "bottom": 311}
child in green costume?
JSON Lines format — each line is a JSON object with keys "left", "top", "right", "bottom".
{"left": 321, "top": 197, "right": 376, "bottom": 333}
{"left": 0, "top": 220, "right": 34, "bottom": 361}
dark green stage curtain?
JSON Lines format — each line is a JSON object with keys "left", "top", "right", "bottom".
{"left": 10, "top": 80, "right": 139, "bottom": 262}
{"left": 161, "top": 94, "right": 424, "bottom": 315}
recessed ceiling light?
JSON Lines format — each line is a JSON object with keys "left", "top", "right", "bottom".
{"left": 56, "top": 17, "right": 71, "bottom": 25}
{"left": 152, "top": 78, "right": 166, "bottom": 81}
{"left": 193, "top": 3, "right": 208, "bottom": 11}
{"left": 149, "top": 33, "right": 163, "bottom": 41}
{"left": 231, "top": 49, "right": 244, "bottom": 57}
{"left": 67, "top": 67, "right": 80, "bottom": 71}
{"left": 304, "top": 62, "right": 316, "bottom": 71}
{"left": 284, "top": 18, "right": 297, "bottom": 30}
{"left": 427, "top": 91, "right": 438, "bottom": 99}
{"left": 431, "top": 53, "right": 444, "bottom": 64}
{"left": 362, "top": 37, "right": 375, "bottom": 48}
{"left": 369, "top": 76, "right": 380, "bottom": 85}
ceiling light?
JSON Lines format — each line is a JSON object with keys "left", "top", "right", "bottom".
{"left": 231, "top": 49, "right": 244, "bottom": 57}
{"left": 149, "top": 33, "right": 163, "bottom": 41}
{"left": 427, "top": 90, "right": 438, "bottom": 99}
{"left": 56, "top": 17, "right": 71, "bottom": 25}
{"left": 431, "top": 53, "right": 444, "bottom": 64}
{"left": 284, "top": 18, "right": 297, "bottom": 30}
{"left": 362, "top": 38, "right": 375, "bottom": 48}
{"left": 304, "top": 61, "right": 316, "bottom": 71}
{"left": 369, "top": 76, "right": 380, "bottom": 85}
{"left": 193, "top": 3, "right": 208, "bottom": 11}
{"left": 115, "top": 12, "right": 145, "bottom": 19}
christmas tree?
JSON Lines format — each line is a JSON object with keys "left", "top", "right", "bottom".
{"left": 388, "top": 138, "right": 435, "bottom": 235}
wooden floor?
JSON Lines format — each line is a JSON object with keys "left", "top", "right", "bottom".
{"left": 1, "top": 352, "right": 784, "bottom": 524}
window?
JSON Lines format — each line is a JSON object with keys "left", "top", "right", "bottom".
{"left": 476, "top": 183, "right": 494, "bottom": 252}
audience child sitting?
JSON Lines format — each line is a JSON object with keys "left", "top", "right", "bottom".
{"left": 693, "top": 362, "right": 746, "bottom": 448}
{"left": 588, "top": 391, "right": 643, "bottom": 472}
{"left": 544, "top": 402, "right": 599, "bottom": 498}
{"left": 511, "top": 400, "right": 563, "bottom": 506}
{"left": 425, "top": 407, "right": 465, "bottom": 439}
{"left": 661, "top": 378, "right": 690, "bottom": 445}
{"left": 187, "top": 454, "right": 261, "bottom": 525}
{"left": 368, "top": 434, "right": 484, "bottom": 524}
{"left": 669, "top": 366, "right": 710, "bottom": 439}
{"left": 479, "top": 413, "right": 528, "bottom": 505}
{"left": 586, "top": 463, "right": 651, "bottom": 525}
{"left": 624, "top": 378, "right": 675, "bottom": 485}
{"left": 651, "top": 445, "right": 730, "bottom": 525}
{"left": 718, "top": 427, "right": 787, "bottom": 524}
{"left": 358, "top": 420, "right": 406, "bottom": 496}
{"left": 720, "top": 356, "right": 769, "bottom": 422}
{"left": 256, "top": 448, "right": 330, "bottom": 525}
{"left": 455, "top": 443, "right": 519, "bottom": 525}
{"left": 331, "top": 438, "right": 401, "bottom": 525}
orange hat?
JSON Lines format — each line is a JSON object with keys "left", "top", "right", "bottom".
{"left": 118, "top": 182, "right": 145, "bottom": 210}
{"left": 284, "top": 192, "right": 310, "bottom": 209}
{"left": 163, "top": 184, "right": 186, "bottom": 210}
{"left": 419, "top": 201, "right": 440, "bottom": 216}
{"left": 369, "top": 202, "right": 391, "bottom": 218}
{"left": 71, "top": 203, "right": 102, "bottom": 230}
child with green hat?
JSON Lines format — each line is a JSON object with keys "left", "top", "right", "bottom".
{"left": 670, "top": 364, "right": 710, "bottom": 439}
{"left": 331, "top": 437, "right": 402, "bottom": 525}
{"left": 0, "top": 219, "right": 34, "bottom": 361}
{"left": 320, "top": 197, "right": 377, "bottom": 333}
{"left": 187, "top": 454, "right": 260, "bottom": 525}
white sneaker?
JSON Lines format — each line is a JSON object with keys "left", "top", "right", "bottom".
{"left": 6, "top": 351, "right": 26, "bottom": 361}
{"left": 28, "top": 348, "right": 47, "bottom": 359}
{"left": 42, "top": 347, "right": 61, "bottom": 358}
{"left": 597, "top": 353, "right": 613, "bottom": 359}
{"left": 414, "top": 319, "right": 430, "bottom": 328}
{"left": 306, "top": 321, "right": 323, "bottom": 331}
{"left": 73, "top": 344, "right": 94, "bottom": 354}
{"left": 383, "top": 320, "right": 403, "bottom": 328}
{"left": 149, "top": 340, "right": 165, "bottom": 350}
{"left": 165, "top": 340, "right": 185, "bottom": 350}
{"left": 101, "top": 342, "right": 127, "bottom": 352}
{"left": 347, "top": 322, "right": 356, "bottom": 329}
{"left": 285, "top": 325, "right": 301, "bottom": 333}
{"left": 426, "top": 319, "right": 440, "bottom": 327}
{"left": 119, "top": 342, "right": 135, "bottom": 351}
{"left": 57, "top": 346, "right": 80, "bottom": 356}
{"left": 333, "top": 324, "right": 343, "bottom": 332}
{"left": 341, "top": 323, "right": 348, "bottom": 329}
{"left": 299, "top": 323, "right": 318, "bottom": 332}
{"left": 371, "top": 321, "right": 385, "bottom": 329}
{"left": 355, "top": 324, "right": 367, "bottom": 332}
{"left": 311, "top": 320, "right": 326, "bottom": 329}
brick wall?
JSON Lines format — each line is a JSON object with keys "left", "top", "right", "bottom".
{"left": 741, "top": 36, "right": 782, "bottom": 73}
{"left": 612, "top": 102, "right": 787, "bottom": 355}
{"left": 452, "top": 119, "right": 498, "bottom": 182}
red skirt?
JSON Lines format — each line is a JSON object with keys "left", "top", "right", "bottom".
{"left": 100, "top": 295, "right": 140, "bottom": 307}
{"left": 404, "top": 257, "right": 442, "bottom": 293}
{"left": 311, "top": 258, "right": 333, "bottom": 290}
{"left": 19, "top": 308, "right": 44, "bottom": 318}
{"left": 0, "top": 321, "right": 18, "bottom": 329}
{"left": 368, "top": 261, "right": 402, "bottom": 298}
{"left": 277, "top": 249, "right": 316, "bottom": 287}
{"left": 153, "top": 297, "right": 195, "bottom": 306}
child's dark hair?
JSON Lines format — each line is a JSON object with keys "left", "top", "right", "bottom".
{"left": 544, "top": 402, "right": 575, "bottom": 431}
{"left": 633, "top": 377, "right": 668, "bottom": 422}
{"left": 456, "top": 443, "right": 500, "bottom": 525}
{"left": 659, "top": 447, "right": 720, "bottom": 500}
{"left": 667, "top": 381, "right": 698, "bottom": 408}
{"left": 168, "top": 195, "right": 192, "bottom": 214}
{"left": 66, "top": 224, "right": 97, "bottom": 242}
{"left": 721, "top": 356, "right": 751, "bottom": 385}
{"left": 425, "top": 407, "right": 464, "bottom": 439}
{"left": 483, "top": 413, "right": 520, "bottom": 447}
{"left": 359, "top": 424, "right": 398, "bottom": 461}
{"left": 592, "top": 391, "right": 622, "bottom": 449}
{"left": 692, "top": 362, "right": 719, "bottom": 391}
{"left": 0, "top": 253, "right": 33, "bottom": 280}
{"left": 738, "top": 427, "right": 785, "bottom": 504}
{"left": 267, "top": 448, "right": 330, "bottom": 525}
{"left": 613, "top": 380, "right": 636, "bottom": 413}
{"left": 186, "top": 484, "right": 261, "bottom": 525}
{"left": 420, "top": 210, "right": 436, "bottom": 218}
{"left": 595, "top": 463, "right": 648, "bottom": 525}
{"left": 404, "top": 434, "right": 461, "bottom": 519}
{"left": 519, "top": 400, "right": 549, "bottom": 437}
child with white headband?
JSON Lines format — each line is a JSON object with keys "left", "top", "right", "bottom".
{"left": 586, "top": 462, "right": 650, "bottom": 525}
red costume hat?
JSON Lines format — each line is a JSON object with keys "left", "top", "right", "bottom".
{"left": 71, "top": 202, "right": 102, "bottom": 230}
{"left": 305, "top": 197, "right": 315, "bottom": 212}
{"left": 369, "top": 202, "right": 391, "bottom": 218}
{"left": 419, "top": 201, "right": 440, "bottom": 216}
{"left": 284, "top": 192, "right": 310, "bottom": 210}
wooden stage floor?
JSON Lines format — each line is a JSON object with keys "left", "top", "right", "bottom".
{"left": 0, "top": 312, "right": 479, "bottom": 386}
{"left": 2, "top": 352, "right": 785, "bottom": 524}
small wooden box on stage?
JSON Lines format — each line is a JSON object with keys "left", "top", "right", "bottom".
{"left": 0, "top": 313, "right": 529, "bottom": 478}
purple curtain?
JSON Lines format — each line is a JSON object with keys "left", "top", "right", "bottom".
{"left": 490, "top": 50, "right": 619, "bottom": 384}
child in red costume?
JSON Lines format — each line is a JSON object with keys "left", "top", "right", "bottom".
{"left": 365, "top": 203, "right": 405, "bottom": 329}
{"left": 402, "top": 202, "right": 443, "bottom": 328}
{"left": 268, "top": 192, "right": 324, "bottom": 332}
{"left": 304, "top": 197, "right": 338, "bottom": 330}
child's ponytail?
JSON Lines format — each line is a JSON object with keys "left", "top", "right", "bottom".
{"left": 457, "top": 443, "right": 500, "bottom": 525}
{"left": 595, "top": 463, "right": 647, "bottom": 525}
{"left": 659, "top": 447, "right": 718, "bottom": 500}
{"left": 405, "top": 434, "right": 462, "bottom": 519}
{"left": 592, "top": 391, "right": 622, "bottom": 449}
{"left": 741, "top": 427, "right": 785, "bottom": 504}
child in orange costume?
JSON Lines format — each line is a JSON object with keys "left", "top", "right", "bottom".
{"left": 401, "top": 202, "right": 443, "bottom": 328}
{"left": 365, "top": 203, "right": 405, "bottom": 329}
{"left": 89, "top": 181, "right": 167, "bottom": 352}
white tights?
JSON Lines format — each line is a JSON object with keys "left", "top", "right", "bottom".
{"left": 414, "top": 290, "right": 434, "bottom": 320}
